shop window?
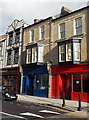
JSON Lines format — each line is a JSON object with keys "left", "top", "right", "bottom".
{"left": 74, "top": 74, "right": 80, "bottom": 78}
{"left": 83, "top": 73, "right": 89, "bottom": 78}
{"left": 83, "top": 79, "right": 89, "bottom": 93}
{"left": 73, "top": 80, "right": 81, "bottom": 92}
{"left": 83, "top": 73, "right": 89, "bottom": 93}
{"left": 34, "top": 74, "right": 48, "bottom": 90}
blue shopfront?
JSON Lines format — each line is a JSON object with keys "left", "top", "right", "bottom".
{"left": 22, "top": 64, "right": 49, "bottom": 97}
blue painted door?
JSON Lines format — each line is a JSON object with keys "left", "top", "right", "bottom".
{"left": 22, "top": 75, "right": 34, "bottom": 95}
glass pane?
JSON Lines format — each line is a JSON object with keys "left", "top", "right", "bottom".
{"left": 60, "top": 23, "right": 65, "bottom": 31}
{"left": 74, "top": 74, "right": 80, "bottom": 78}
{"left": 66, "top": 43, "right": 72, "bottom": 61}
{"left": 76, "top": 27, "right": 82, "bottom": 34}
{"left": 28, "top": 49, "right": 31, "bottom": 63}
{"left": 61, "top": 32, "right": 65, "bottom": 38}
{"left": 73, "top": 43, "right": 80, "bottom": 61}
{"left": 83, "top": 73, "right": 89, "bottom": 78}
{"left": 73, "top": 80, "right": 81, "bottom": 92}
{"left": 41, "top": 26, "right": 44, "bottom": 39}
{"left": 61, "top": 53, "right": 65, "bottom": 61}
{"left": 76, "top": 18, "right": 82, "bottom": 27}
{"left": 41, "top": 74, "right": 49, "bottom": 89}
{"left": 83, "top": 79, "right": 89, "bottom": 93}
{"left": 35, "top": 75, "right": 41, "bottom": 89}
{"left": 31, "top": 30, "right": 34, "bottom": 42}
{"left": 59, "top": 45, "right": 65, "bottom": 62}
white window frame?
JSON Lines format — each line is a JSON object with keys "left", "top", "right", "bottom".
{"left": 27, "top": 48, "right": 31, "bottom": 63}
{"left": 59, "top": 23, "right": 66, "bottom": 39}
{"left": 38, "top": 46, "right": 44, "bottom": 62}
{"left": 73, "top": 43, "right": 80, "bottom": 61}
{"left": 32, "top": 47, "right": 37, "bottom": 63}
{"left": 40, "top": 26, "right": 44, "bottom": 40}
{"left": 30, "top": 29, "right": 34, "bottom": 42}
{"left": 59, "top": 45, "right": 65, "bottom": 62}
{"left": 75, "top": 17, "right": 82, "bottom": 35}
{"left": 66, "top": 43, "right": 72, "bottom": 61}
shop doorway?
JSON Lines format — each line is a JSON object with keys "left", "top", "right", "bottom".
{"left": 63, "top": 74, "right": 71, "bottom": 100}
{"left": 51, "top": 76, "right": 56, "bottom": 98}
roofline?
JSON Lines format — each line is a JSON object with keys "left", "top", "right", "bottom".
{"left": 24, "top": 17, "right": 52, "bottom": 29}
{"left": 52, "top": 5, "right": 89, "bottom": 22}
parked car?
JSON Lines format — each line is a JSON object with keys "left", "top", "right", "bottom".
{"left": 2, "top": 86, "right": 18, "bottom": 101}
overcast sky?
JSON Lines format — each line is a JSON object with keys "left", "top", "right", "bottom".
{"left": 0, "top": 0, "right": 88, "bottom": 36}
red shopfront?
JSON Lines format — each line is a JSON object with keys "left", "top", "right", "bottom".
{"left": 51, "top": 63, "right": 89, "bottom": 103}
{"left": 2, "top": 67, "right": 21, "bottom": 93}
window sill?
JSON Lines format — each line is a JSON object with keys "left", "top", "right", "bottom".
{"left": 56, "top": 37, "right": 67, "bottom": 42}
{"left": 72, "top": 33, "right": 85, "bottom": 37}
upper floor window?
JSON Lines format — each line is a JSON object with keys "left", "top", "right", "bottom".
{"left": 15, "top": 29, "right": 20, "bottom": 43}
{"left": 7, "top": 50, "right": 12, "bottom": 65}
{"left": 60, "top": 23, "right": 66, "bottom": 39}
{"left": 26, "top": 43, "right": 44, "bottom": 64}
{"left": 75, "top": 17, "right": 82, "bottom": 35}
{"left": 58, "top": 37, "right": 82, "bottom": 64}
{"left": 32, "top": 47, "right": 37, "bottom": 63}
{"left": 28, "top": 48, "right": 32, "bottom": 63}
{"left": 30, "top": 29, "right": 34, "bottom": 42}
{"left": 73, "top": 43, "right": 80, "bottom": 61}
{"left": 66, "top": 43, "right": 72, "bottom": 61}
{"left": 14, "top": 48, "right": 19, "bottom": 64}
{"left": 40, "top": 26, "right": 44, "bottom": 39}
{"left": 8, "top": 32, "right": 13, "bottom": 45}
{"left": 59, "top": 45, "right": 65, "bottom": 62}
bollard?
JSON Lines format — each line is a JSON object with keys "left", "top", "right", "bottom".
{"left": 77, "top": 94, "right": 82, "bottom": 111}
{"left": 62, "top": 93, "right": 65, "bottom": 107}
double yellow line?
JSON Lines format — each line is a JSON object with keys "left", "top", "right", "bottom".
{"left": 47, "top": 105, "right": 89, "bottom": 117}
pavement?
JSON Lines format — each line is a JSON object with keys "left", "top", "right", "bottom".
{"left": 17, "top": 94, "right": 89, "bottom": 117}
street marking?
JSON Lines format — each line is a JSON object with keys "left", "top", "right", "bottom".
{"left": 47, "top": 105, "right": 89, "bottom": 117}
{"left": 0, "top": 112, "right": 27, "bottom": 119}
{"left": 39, "top": 110, "right": 60, "bottom": 115}
{"left": 20, "top": 112, "right": 44, "bottom": 118}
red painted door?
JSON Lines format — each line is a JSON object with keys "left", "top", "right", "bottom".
{"left": 64, "top": 75, "right": 71, "bottom": 99}
{"left": 51, "top": 76, "right": 56, "bottom": 98}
